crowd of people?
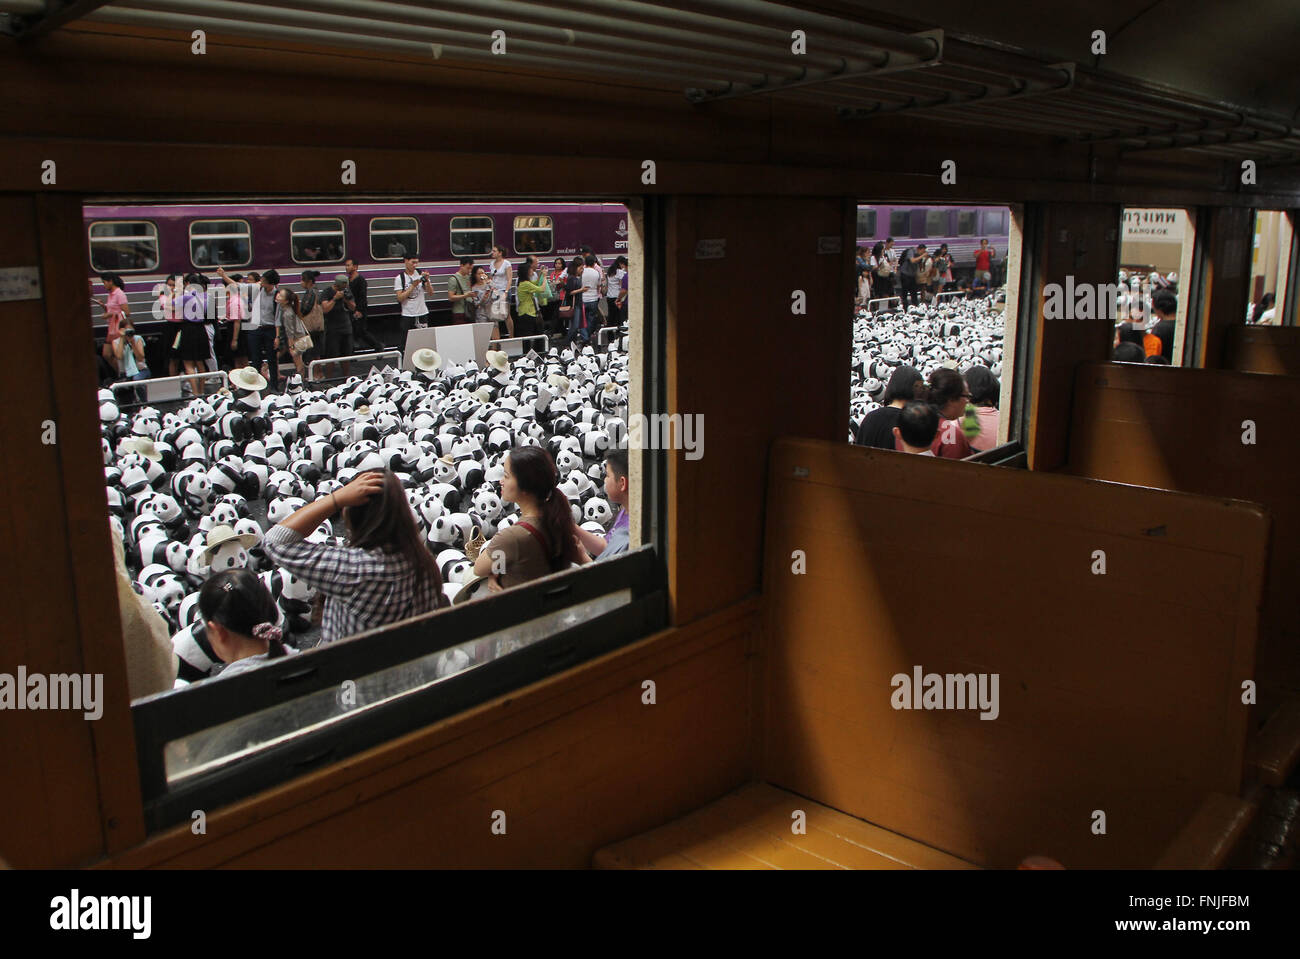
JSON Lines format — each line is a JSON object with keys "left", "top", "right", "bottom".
{"left": 854, "top": 364, "right": 1002, "bottom": 458}
{"left": 93, "top": 245, "right": 630, "bottom": 399}
{"left": 855, "top": 237, "right": 1000, "bottom": 308}
{"left": 106, "top": 338, "right": 635, "bottom": 702}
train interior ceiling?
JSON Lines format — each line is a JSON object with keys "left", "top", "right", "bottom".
{"left": 2, "top": 0, "right": 1300, "bottom": 871}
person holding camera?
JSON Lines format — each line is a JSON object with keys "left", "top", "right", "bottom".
{"left": 320, "top": 274, "right": 356, "bottom": 379}
{"left": 113, "top": 318, "right": 151, "bottom": 403}
{"left": 394, "top": 253, "right": 432, "bottom": 334}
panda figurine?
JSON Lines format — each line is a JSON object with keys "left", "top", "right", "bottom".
{"left": 202, "top": 525, "right": 258, "bottom": 575}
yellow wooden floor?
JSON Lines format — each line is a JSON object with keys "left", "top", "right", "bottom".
{"left": 593, "top": 782, "right": 980, "bottom": 869}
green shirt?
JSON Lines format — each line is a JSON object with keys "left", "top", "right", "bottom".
{"left": 448, "top": 270, "right": 472, "bottom": 315}
{"left": 517, "top": 277, "right": 546, "bottom": 318}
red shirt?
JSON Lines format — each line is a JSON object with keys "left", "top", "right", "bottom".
{"left": 974, "top": 249, "right": 993, "bottom": 272}
{"left": 894, "top": 418, "right": 972, "bottom": 459}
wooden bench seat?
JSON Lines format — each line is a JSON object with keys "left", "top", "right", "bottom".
{"left": 1155, "top": 792, "right": 1261, "bottom": 869}
{"left": 593, "top": 783, "right": 979, "bottom": 870}
{"left": 1247, "top": 697, "right": 1300, "bottom": 788}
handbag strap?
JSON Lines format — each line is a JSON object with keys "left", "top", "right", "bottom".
{"left": 516, "top": 521, "right": 552, "bottom": 563}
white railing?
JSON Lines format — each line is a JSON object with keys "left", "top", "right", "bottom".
{"left": 110, "top": 371, "right": 226, "bottom": 402}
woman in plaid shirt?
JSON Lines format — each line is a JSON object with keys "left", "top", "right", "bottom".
{"left": 264, "top": 470, "right": 448, "bottom": 644}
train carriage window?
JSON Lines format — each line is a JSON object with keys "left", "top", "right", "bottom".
{"left": 190, "top": 219, "right": 251, "bottom": 268}
{"left": 889, "top": 210, "right": 911, "bottom": 238}
{"left": 982, "top": 210, "right": 1008, "bottom": 234}
{"left": 957, "top": 211, "right": 977, "bottom": 235}
{"left": 856, "top": 208, "right": 877, "bottom": 237}
{"left": 370, "top": 216, "right": 420, "bottom": 260}
{"left": 291, "top": 217, "right": 345, "bottom": 264}
{"left": 88, "top": 220, "right": 159, "bottom": 272}
{"left": 513, "top": 215, "right": 553, "bottom": 254}
{"left": 450, "top": 215, "right": 494, "bottom": 256}
{"left": 924, "top": 210, "right": 946, "bottom": 237}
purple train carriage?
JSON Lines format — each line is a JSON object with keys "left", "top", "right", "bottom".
{"left": 85, "top": 200, "right": 630, "bottom": 341}
{"left": 856, "top": 204, "right": 1011, "bottom": 282}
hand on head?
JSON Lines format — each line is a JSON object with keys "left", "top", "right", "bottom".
{"left": 335, "top": 470, "right": 386, "bottom": 509}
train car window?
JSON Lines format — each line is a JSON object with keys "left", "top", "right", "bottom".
{"left": 88, "top": 220, "right": 159, "bottom": 272}
{"left": 513, "top": 215, "right": 553, "bottom": 254}
{"left": 925, "top": 210, "right": 946, "bottom": 237}
{"left": 290, "top": 217, "right": 346, "bottom": 264}
{"left": 370, "top": 216, "right": 420, "bottom": 260}
{"left": 982, "top": 210, "right": 1007, "bottom": 234}
{"left": 1246, "top": 210, "right": 1292, "bottom": 326}
{"left": 189, "top": 219, "right": 252, "bottom": 268}
{"left": 856, "top": 208, "right": 877, "bottom": 237}
{"left": 450, "top": 215, "right": 494, "bottom": 256}
{"left": 1119, "top": 208, "right": 1194, "bottom": 364}
{"left": 957, "top": 210, "right": 977, "bottom": 235}
{"left": 889, "top": 210, "right": 911, "bottom": 238}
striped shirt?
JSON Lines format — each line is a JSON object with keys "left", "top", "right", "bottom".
{"left": 263, "top": 525, "right": 442, "bottom": 644}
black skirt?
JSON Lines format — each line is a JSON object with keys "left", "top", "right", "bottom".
{"left": 179, "top": 321, "right": 211, "bottom": 362}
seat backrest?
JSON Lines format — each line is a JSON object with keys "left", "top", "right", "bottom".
{"left": 760, "top": 437, "right": 1268, "bottom": 867}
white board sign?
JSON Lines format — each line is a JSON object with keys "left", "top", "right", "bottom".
{"left": 0, "top": 266, "right": 41, "bottom": 302}
{"left": 1122, "top": 209, "right": 1185, "bottom": 243}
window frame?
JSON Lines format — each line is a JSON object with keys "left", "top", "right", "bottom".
{"left": 87, "top": 219, "right": 160, "bottom": 273}
{"left": 188, "top": 218, "right": 253, "bottom": 269}
{"left": 289, "top": 216, "right": 347, "bottom": 265}
{"left": 450, "top": 214, "right": 495, "bottom": 257}
{"left": 512, "top": 214, "right": 554, "bottom": 255}
{"left": 369, "top": 215, "right": 421, "bottom": 261}
{"left": 131, "top": 547, "right": 667, "bottom": 833}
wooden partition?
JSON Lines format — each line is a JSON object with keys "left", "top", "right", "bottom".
{"left": 1225, "top": 325, "right": 1300, "bottom": 376}
{"left": 759, "top": 438, "right": 1267, "bottom": 868}
{"left": 1064, "top": 362, "right": 1300, "bottom": 709}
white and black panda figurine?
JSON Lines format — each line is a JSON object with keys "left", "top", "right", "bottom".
{"left": 172, "top": 621, "right": 222, "bottom": 683}
{"left": 201, "top": 525, "right": 259, "bottom": 575}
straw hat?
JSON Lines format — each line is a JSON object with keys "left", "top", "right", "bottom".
{"left": 412, "top": 348, "right": 442, "bottom": 372}
{"left": 228, "top": 367, "right": 267, "bottom": 392}
{"left": 486, "top": 350, "right": 510, "bottom": 373}
{"left": 201, "top": 524, "right": 259, "bottom": 562}
{"left": 118, "top": 436, "right": 162, "bottom": 461}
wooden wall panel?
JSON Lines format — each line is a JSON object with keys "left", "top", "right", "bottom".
{"left": 666, "top": 196, "right": 850, "bottom": 627}
{"left": 759, "top": 438, "right": 1265, "bottom": 868}
{"left": 0, "top": 196, "right": 114, "bottom": 867}
{"left": 106, "top": 601, "right": 757, "bottom": 868}
{"left": 1025, "top": 202, "right": 1120, "bottom": 471}
{"left": 1225, "top": 325, "right": 1300, "bottom": 376}
{"left": 1063, "top": 362, "right": 1300, "bottom": 711}
{"left": 1197, "top": 206, "right": 1256, "bottom": 369}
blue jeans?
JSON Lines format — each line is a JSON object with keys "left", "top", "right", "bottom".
{"left": 246, "top": 326, "right": 279, "bottom": 389}
{"left": 567, "top": 299, "right": 597, "bottom": 346}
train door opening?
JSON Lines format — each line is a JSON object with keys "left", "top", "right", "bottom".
{"left": 850, "top": 202, "right": 1020, "bottom": 458}
{"left": 1116, "top": 208, "right": 1196, "bottom": 366}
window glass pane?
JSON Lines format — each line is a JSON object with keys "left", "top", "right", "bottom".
{"left": 163, "top": 588, "right": 634, "bottom": 784}
{"left": 451, "top": 216, "right": 494, "bottom": 256}
{"left": 958, "top": 211, "right": 977, "bottom": 235}
{"left": 89, "top": 221, "right": 158, "bottom": 272}
{"left": 925, "top": 210, "right": 946, "bottom": 237}
{"left": 856, "top": 209, "right": 877, "bottom": 237}
{"left": 190, "top": 220, "right": 251, "bottom": 267}
{"left": 889, "top": 210, "right": 910, "bottom": 237}
{"left": 371, "top": 216, "right": 420, "bottom": 260}
{"left": 513, "top": 215, "right": 553, "bottom": 254}
{"left": 291, "top": 218, "right": 345, "bottom": 263}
